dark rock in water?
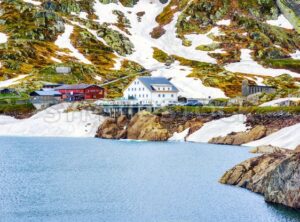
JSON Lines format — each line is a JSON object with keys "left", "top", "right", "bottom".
{"left": 220, "top": 149, "right": 300, "bottom": 209}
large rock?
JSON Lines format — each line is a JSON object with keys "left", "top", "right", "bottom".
{"left": 209, "top": 125, "right": 267, "bottom": 145}
{"left": 127, "top": 111, "right": 170, "bottom": 141}
{"left": 249, "top": 145, "right": 287, "bottom": 154}
{"left": 96, "top": 115, "right": 128, "bottom": 139}
{"left": 220, "top": 151, "right": 300, "bottom": 209}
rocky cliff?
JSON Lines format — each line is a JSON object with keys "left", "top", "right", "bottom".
{"left": 220, "top": 149, "right": 300, "bottom": 209}
{"left": 96, "top": 110, "right": 213, "bottom": 141}
{"left": 96, "top": 110, "right": 300, "bottom": 144}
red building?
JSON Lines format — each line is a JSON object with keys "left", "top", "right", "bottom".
{"left": 55, "top": 84, "right": 105, "bottom": 101}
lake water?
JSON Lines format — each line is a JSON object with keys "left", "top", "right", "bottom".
{"left": 0, "top": 137, "right": 299, "bottom": 222}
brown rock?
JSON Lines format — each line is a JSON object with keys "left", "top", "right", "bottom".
{"left": 295, "top": 145, "right": 300, "bottom": 152}
{"left": 220, "top": 152, "right": 300, "bottom": 209}
{"left": 249, "top": 145, "right": 288, "bottom": 154}
{"left": 184, "top": 118, "right": 204, "bottom": 135}
{"left": 127, "top": 111, "right": 170, "bottom": 141}
{"left": 96, "top": 118, "right": 119, "bottom": 139}
{"left": 209, "top": 125, "right": 267, "bottom": 145}
{"left": 117, "top": 115, "right": 128, "bottom": 127}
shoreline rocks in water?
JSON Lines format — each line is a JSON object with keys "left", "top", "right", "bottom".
{"left": 96, "top": 111, "right": 300, "bottom": 147}
{"left": 220, "top": 147, "right": 300, "bottom": 209}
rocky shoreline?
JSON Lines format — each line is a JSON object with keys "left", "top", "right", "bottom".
{"left": 96, "top": 110, "right": 300, "bottom": 149}
{"left": 220, "top": 146, "right": 300, "bottom": 209}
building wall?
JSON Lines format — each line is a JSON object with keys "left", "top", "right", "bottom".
{"left": 57, "top": 86, "right": 105, "bottom": 100}
{"left": 124, "top": 79, "right": 178, "bottom": 106}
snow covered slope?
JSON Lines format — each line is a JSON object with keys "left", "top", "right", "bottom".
{"left": 245, "top": 123, "right": 300, "bottom": 149}
{"left": 187, "top": 115, "right": 248, "bottom": 143}
{"left": 0, "top": 0, "right": 299, "bottom": 98}
{"left": 0, "top": 104, "right": 105, "bottom": 137}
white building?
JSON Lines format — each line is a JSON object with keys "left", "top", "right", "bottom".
{"left": 123, "top": 76, "right": 179, "bottom": 106}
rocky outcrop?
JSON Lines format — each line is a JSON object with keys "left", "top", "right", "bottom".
{"left": 96, "top": 115, "right": 128, "bottom": 139}
{"left": 220, "top": 148, "right": 300, "bottom": 209}
{"left": 249, "top": 145, "right": 287, "bottom": 154}
{"left": 96, "top": 111, "right": 170, "bottom": 141}
{"left": 209, "top": 125, "right": 267, "bottom": 145}
{"left": 127, "top": 111, "right": 170, "bottom": 141}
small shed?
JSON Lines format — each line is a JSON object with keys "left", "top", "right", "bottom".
{"left": 56, "top": 67, "right": 72, "bottom": 74}
{"left": 30, "top": 90, "right": 62, "bottom": 109}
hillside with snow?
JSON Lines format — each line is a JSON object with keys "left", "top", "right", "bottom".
{"left": 0, "top": 0, "right": 299, "bottom": 98}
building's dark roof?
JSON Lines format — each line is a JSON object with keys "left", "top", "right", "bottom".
{"left": 30, "top": 91, "right": 61, "bottom": 96}
{"left": 138, "top": 77, "right": 179, "bottom": 92}
{"left": 55, "top": 84, "right": 103, "bottom": 90}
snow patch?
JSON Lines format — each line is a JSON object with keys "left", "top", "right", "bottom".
{"left": 51, "top": 57, "right": 62, "bottom": 63}
{"left": 259, "top": 97, "right": 300, "bottom": 107}
{"left": 245, "top": 123, "right": 300, "bottom": 150}
{"left": 0, "top": 33, "right": 8, "bottom": 44}
{"left": 0, "top": 103, "right": 105, "bottom": 137}
{"left": 169, "top": 128, "right": 190, "bottom": 142}
{"left": 23, "top": 0, "right": 41, "bottom": 5}
{"left": 55, "top": 24, "right": 92, "bottom": 64}
{"left": 0, "top": 75, "right": 29, "bottom": 88}
{"left": 151, "top": 61, "right": 227, "bottom": 99}
{"left": 187, "top": 115, "right": 248, "bottom": 143}
{"left": 266, "top": 15, "right": 294, "bottom": 30}
{"left": 225, "top": 49, "right": 300, "bottom": 77}
{"left": 217, "top": 19, "right": 231, "bottom": 26}
{"left": 290, "top": 50, "right": 300, "bottom": 60}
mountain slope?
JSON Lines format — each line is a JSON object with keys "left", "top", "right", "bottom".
{"left": 0, "top": 0, "right": 299, "bottom": 99}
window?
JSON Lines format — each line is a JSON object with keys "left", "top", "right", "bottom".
{"left": 158, "top": 94, "right": 161, "bottom": 98}
{"left": 162, "top": 94, "right": 165, "bottom": 98}
{"left": 171, "top": 94, "right": 174, "bottom": 98}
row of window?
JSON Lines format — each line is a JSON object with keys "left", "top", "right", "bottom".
{"left": 128, "top": 94, "right": 175, "bottom": 99}
{"left": 128, "top": 87, "right": 145, "bottom": 92}
{"left": 128, "top": 94, "right": 149, "bottom": 98}
{"left": 158, "top": 94, "right": 174, "bottom": 98}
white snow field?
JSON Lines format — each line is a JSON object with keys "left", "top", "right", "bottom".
{"left": 291, "top": 50, "right": 300, "bottom": 59}
{"left": 216, "top": 19, "right": 231, "bottom": 26}
{"left": 0, "top": 103, "right": 105, "bottom": 137}
{"left": 55, "top": 24, "right": 92, "bottom": 64}
{"left": 260, "top": 97, "right": 300, "bottom": 107}
{"left": 0, "top": 74, "right": 29, "bottom": 88}
{"left": 0, "top": 33, "right": 8, "bottom": 44}
{"left": 187, "top": 115, "right": 248, "bottom": 143}
{"left": 22, "top": 0, "right": 41, "bottom": 6}
{"left": 266, "top": 15, "right": 294, "bottom": 29}
{"left": 245, "top": 123, "right": 300, "bottom": 150}
{"left": 169, "top": 128, "right": 190, "bottom": 142}
{"left": 225, "top": 49, "right": 300, "bottom": 77}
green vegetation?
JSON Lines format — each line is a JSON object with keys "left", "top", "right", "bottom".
{"left": 0, "top": 103, "right": 35, "bottom": 117}
{"left": 167, "top": 105, "right": 300, "bottom": 115}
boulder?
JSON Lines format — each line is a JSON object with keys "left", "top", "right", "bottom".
{"left": 209, "top": 125, "right": 267, "bottom": 145}
{"left": 220, "top": 151, "right": 300, "bottom": 209}
{"left": 96, "top": 116, "right": 128, "bottom": 139}
{"left": 295, "top": 145, "right": 300, "bottom": 152}
{"left": 96, "top": 118, "right": 119, "bottom": 139}
{"left": 249, "top": 145, "right": 287, "bottom": 154}
{"left": 127, "top": 111, "right": 170, "bottom": 141}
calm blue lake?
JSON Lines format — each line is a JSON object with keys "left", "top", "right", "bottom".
{"left": 0, "top": 137, "right": 299, "bottom": 222}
